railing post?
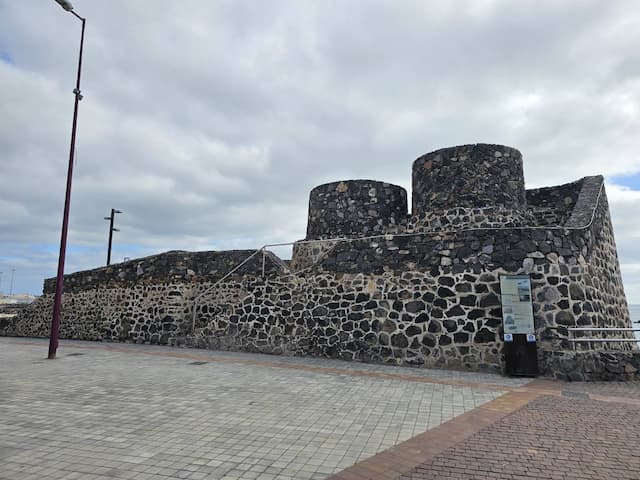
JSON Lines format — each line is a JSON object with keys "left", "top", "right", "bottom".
{"left": 192, "top": 290, "right": 197, "bottom": 334}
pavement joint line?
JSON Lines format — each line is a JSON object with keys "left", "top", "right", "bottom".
{"left": 396, "top": 389, "right": 640, "bottom": 479}
{"left": 328, "top": 388, "right": 546, "bottom": 480}
{"left": 0, "top": 338, "right": 640, "bottom": 480}
{"left": 7, "top": 339, "right": 639, "bottom": 407}
{"left": 5, "top": 339, "right": 522, "bottom": 392}
{"left": 587, "top": 393, "right": 640, "bottom": 406}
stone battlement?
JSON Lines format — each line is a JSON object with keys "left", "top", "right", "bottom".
{"left": 3, "top": 144, "right": 633, "bottom": 378}
{"left": 42, "top": 249, "right": 286, "bottom": 295}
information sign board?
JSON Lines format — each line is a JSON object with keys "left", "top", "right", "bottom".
{"left": 500, "top": 275, "right": 535, "bottom": 335}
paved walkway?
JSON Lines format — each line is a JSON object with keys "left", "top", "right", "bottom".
{"left": 0, "top": 338, "right": 517, "bottom": 480}
{"left": 331, "top": 383, "right": 640, "bottom": 480}
{"left": 399, "top": 394, "right": 640, "bottom": 480}
{"left": 1, "top": 338, "right": 639, "bottom": 480}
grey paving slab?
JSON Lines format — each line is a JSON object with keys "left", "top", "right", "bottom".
{"left": 25, "top": 337, "right": 531, "bottom": 387}
{"left": 0, "top": 338, "right": 522, "bottom": 480}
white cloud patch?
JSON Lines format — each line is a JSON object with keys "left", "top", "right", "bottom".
{"left": 0, "top": 0, "right": 639, "bottom": 303}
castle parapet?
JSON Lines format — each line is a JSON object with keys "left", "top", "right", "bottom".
{"left": 306, "top": 180, "right": 407, "bottom": 240}
{"left": 410, "top": 144, "right": 532, "bottom": 230}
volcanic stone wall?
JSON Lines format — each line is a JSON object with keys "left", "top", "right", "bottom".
{"left": 541, "top": 350, "right": 640, "bottom": 381}
{"left": 188, "top": 270, "right": 506, "bottom": 370}
{"left": 306, "top": 180, "right": 408, "bottom": 239}
{"left": 42, "top": 249, "right": 286, "bottom": 294}
{"left": 6, "top": 180, "right": 629, "bottom": 373}
{"left": 8, "top": 250, "right": 286, "bottom": 344}
{"left": 411, "top": 144, "right": 527, "bottom": 212}
{"left": 526, "top": 178, "right": 583, "bottom": 226}
{"left": 410, "top": 144, "right": 534, "bottom": 231}
{"left": 3, "top": 144, "right": 633, "bottom": 377}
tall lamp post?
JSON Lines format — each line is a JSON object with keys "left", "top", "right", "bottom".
{"left": 48, "top": 0, "right": 86, "bottom": 360}
{"left": 104, "top": 209, "right": 122, "bottom": 265}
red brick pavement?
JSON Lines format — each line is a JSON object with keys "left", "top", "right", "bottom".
{"left": 8, "top": 339, "right": 640, "bottom": 479}
{"left": 331, "top": 379, "right": 640, "bottom": 480}
{"left": 400, "top": 394, "right": 640, "bottom": 480}
{"left": 327, "top": 390, "right": 541, "bottom": 480}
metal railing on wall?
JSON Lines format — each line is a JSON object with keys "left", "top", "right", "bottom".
{"left": 189, "top": 239, "right": 346, "bottom": 333}
{"left": 568, "top": 326, "right": 640, "bottom": 350}
{"left": 189, "top": 184, "right": 609, "bottom": 335}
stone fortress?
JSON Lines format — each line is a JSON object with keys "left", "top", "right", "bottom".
{"left": 2, "top": 144, "right": 636, "bottom": 379}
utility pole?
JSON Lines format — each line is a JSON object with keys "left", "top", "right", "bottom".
{"left": 0, "top": 271, "right": 3, "bottom": 294}
{"left": 9, "top": 269, "right": 15, "bottom": 296}
{"left": 104, "top": 209, "right": 122, "bottom": 265}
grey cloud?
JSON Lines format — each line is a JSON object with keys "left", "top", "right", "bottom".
{"left": 1, "top": 0, "right": 639, "bottom": 300}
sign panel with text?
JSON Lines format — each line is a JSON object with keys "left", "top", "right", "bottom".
{"left": 500, "top": 275, "right": 535, "bottom": 335}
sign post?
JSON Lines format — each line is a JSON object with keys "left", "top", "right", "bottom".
{"left": 500, "top": 275, "right": 539, "bottom": 376}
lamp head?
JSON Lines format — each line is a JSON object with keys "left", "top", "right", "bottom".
{"left": 115, "top": 210, "right": 123, "bottom": 214}
{"left": 54, "top": 0, "right": 74, "bottom": 11}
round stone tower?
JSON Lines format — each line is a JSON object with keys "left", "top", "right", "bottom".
{"left": 306, "top": 180, "right": 408, "bottom": 240}
{"left": 411, "top": 144, "right": 531, "bottom": 230}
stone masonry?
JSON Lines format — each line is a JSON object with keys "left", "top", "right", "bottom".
{"left": 2, "top": 144, "right": 634, "bottom": 378}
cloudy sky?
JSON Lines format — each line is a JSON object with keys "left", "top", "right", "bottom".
{"left": 0, "top": 0, "right": 639, "bottom": 303}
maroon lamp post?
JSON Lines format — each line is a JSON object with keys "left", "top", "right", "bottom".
{"left": 48, "top": 0, "right": 86, "bottom": 359}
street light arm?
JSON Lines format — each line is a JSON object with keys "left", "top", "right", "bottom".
{"left": 75, "top": 18, "right": 86, "bottom": 96}
{"left": 71, "top": 11, "right": 85, "bottom": 21}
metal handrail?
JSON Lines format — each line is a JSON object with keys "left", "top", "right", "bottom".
{"left": 188, "top": 183, "right": 609, "bottom": 335}
{"left": 190, "top": 248, "right": 264, "bottom": 334}
{"left": 567, "top": 326, "right": 640, "bottom": 350}
{"left": 189, "top": 238, "right": 347, "bottom": 333}
{"left": 569, "top": 327, "right": 640, "bottom": 332}
{"left": 570, "top": 339, "right": 638, "bottom": 343}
